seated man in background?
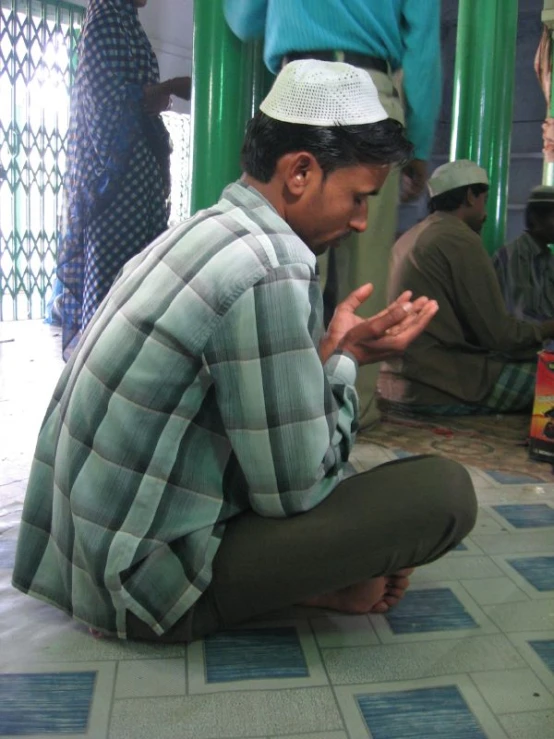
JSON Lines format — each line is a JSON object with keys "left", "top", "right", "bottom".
{"left": 12, "top": 62, "right": 476, "bottom": 643}
{"left": 380, "top": 160, "right": 554, "bottom": 416}
{"left": 493, "top": 186, "right": 554, "bottom": 322}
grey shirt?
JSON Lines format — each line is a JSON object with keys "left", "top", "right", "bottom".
{"left": 493, "top": 231, "right": 554, "bottom": 322}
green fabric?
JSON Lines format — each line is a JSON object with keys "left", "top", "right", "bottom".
{"left": 381, "top": 212, "right": 543, "bottom": 407}
{"left": 12, "top": 181, "right": 359, "bottom": 638}
{"left": 484, "top": 360, "right": 536, "bottom": 412}
{"left": 126, "top": 456, "right": 477, "bottom": 643}
{"left": 384, "top": 361, "right": 536, "bottom": 417}
{"left": 318, "top": 68, "right": 404, "bottom": 428}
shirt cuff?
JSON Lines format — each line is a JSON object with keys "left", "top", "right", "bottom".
{"left": 324, "top": 350, "right": 358, "bottom": 386}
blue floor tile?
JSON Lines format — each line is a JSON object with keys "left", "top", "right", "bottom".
{"left": 357, "top": 685, "right": 487, "bottom": 739}
{"left": 204, "top": 627, "right": 309, "bottom": 683}
{"left": 493, "top": 504, "right": 554, "bottom": 528}
{"left": 385, "top": 588, "right": 478, "bottom": 634}
{"left": 529, "top": 640, "right": 554, "bottom": 673}
{"left": 454, "top": 542, "right": 468, "bottom": 551}
{"left": 485, "top": 470, "right": 542, "bottom": 484}
{"left": 0, "top": 672, "right": 96, "bottom": 735}
{"left": 507, "top": 556, "right": 554, "bottom": 591}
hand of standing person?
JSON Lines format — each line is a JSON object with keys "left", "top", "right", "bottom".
{"left": 401, "top": 158, "right": 428, "bottom": 202}
{"left": 143, "top": 76, "right": 192, "bottom": 114}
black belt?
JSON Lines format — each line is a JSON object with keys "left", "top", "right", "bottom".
{"left": 283, "top": 50, "right": 387, "bottom": 74}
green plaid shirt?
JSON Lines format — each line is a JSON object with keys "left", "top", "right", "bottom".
{"left": 13, "top": 181, "right": 359, "bottom": 637}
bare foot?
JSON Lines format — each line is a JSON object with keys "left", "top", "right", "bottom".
{"left": 301, "top": 568, "right": 414, "bottom": 615}
{"left": 370, "top": 568, "right": 414, "bottom": 613}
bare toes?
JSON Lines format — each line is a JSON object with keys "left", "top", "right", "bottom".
{"left": 369, "top": 600, "right": 390, "bottom": 614}
{"left": 385, "top": 586, "right": 407, "bottom": 599}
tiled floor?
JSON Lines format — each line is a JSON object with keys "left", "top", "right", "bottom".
{"left": 1, "top": 321, "right": 554, "bottom": 739}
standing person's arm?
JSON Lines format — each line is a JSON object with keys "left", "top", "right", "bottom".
{"left": 399, "top": 0, "right": 442, "bottom": 200}
{"left": 223, "top": 0, "right": 268, "bottom": 40}
{"left": 143, "top": 77, "right": 191, "bottom": 114}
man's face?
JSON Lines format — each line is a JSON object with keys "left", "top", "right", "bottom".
{"left": 286, "top": 163, "right": 390, "bottom": 255}
{"left": 536, "top": 210, "right": 554, "bottom": 243}
{"left": 467, "top": 191, "right": 488, "bottom": 234}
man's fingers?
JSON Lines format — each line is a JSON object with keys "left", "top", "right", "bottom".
{"left": 355, "top": 301, "right": 417, "bottom": 339}
{"left": 386, "top": 300, "right": 438, "bottom": 337}
{"left": 343, "top": 295, "right": 438, "bottom": 353}
{"left": 338, "top": 283, "right": 374, "bottom": 313}
{"left": 371, "top": 291, "right": 414, "bottom": 321}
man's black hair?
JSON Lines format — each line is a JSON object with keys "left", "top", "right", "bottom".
{"left": 429, "top": 183, "right": 489, "bottom": 213}
{"left": 525, "top": 201, "right": 554, "bottom": 231}
{"left": 241, "top": 112, "right": 413, "bottom": 182}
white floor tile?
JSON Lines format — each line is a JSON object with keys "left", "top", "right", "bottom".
{"left": 470, "top": 668, "right": 554, "bottom": 714}
{"left": 108, "top": 689, "right": 344, "bottom": 739}
{"left": 115, "top": 658, "right": 186, "bottom": 699}
{"left": 322, "top": 634, "right": 526, "bottom": 684}
{"left": 460, "top": 577, "right": 529, "bottom": 606}
{"left": 499, "top": 709, "right": 554, "bottom": 738}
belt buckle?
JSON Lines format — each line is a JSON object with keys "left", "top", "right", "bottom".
{"left": 332, "top": 51, "right": 346, "bottom": 63}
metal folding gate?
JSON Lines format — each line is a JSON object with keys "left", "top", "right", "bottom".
{"left": 0, "top": 0, "right": 84, "bottom": 321}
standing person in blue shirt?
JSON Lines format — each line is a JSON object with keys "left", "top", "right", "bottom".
{"left": 224, "top": 0, "right": 442, "bottom": 429}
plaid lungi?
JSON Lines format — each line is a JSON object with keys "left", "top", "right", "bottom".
{"left": 382, "top": 361, "right": 536, "bottom": 417}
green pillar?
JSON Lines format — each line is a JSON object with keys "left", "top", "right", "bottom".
{"left": 190, "top": 1, "right": 271, "bottom": 214}
{"left": 450, "top": 0, "right": 518, "bottom": 254}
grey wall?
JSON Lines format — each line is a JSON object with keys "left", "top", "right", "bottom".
{"left": 434, "top": 0, "right": 545, "bottom": 156}
{"left": 400, "top": 0, "right": 547, "bottom": 241}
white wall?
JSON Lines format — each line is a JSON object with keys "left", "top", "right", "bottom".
{"left": 72, "top": 0, "right": 194, "bottom": 113}
{"left": 140, "top": 0, "right": 193, "bottom": 114}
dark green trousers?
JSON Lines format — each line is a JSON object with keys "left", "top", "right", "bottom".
{"left": 127, "top": 455, "right": 477, "bottom": 642}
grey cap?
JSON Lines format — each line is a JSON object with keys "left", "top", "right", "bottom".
{"left": 428, "top": 160, "right": 489, "bottom": 198}
{"left": 528, "top": 185, "right": 554, "bottom": 203}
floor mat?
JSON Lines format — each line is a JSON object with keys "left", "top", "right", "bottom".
{"left": 358, "top": 412, "right": 554, "bottom": 483}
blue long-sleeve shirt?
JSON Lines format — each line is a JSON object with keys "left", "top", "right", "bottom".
{"left": 224, "top": 0, "right": 441, "bottom": 160}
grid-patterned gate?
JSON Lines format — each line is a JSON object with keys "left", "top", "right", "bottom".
{"left": 0, "top": 0, "right": 84, "bottom": 321}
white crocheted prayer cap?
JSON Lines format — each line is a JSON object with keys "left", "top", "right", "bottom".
{"left": 259, "top": 59, "right": 388, "bottom": 126}
{"left": 428, "top": 160, "right": 489, "bottom": 197}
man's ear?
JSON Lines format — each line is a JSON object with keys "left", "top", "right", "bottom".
{"left": 278, "top": 152, "right": 320, "bottom": 197}
{"left": 465, "top": 186, "right": 475, "bottom": 207}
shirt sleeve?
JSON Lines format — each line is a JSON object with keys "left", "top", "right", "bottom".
{"left": 439, "top": 233, "right": 543, "bottom": 354}
{"left": 223, "top": 0, "right": 267, "bottom": 41}
{"left": 203, "top": 262, "right": 359, "bottom": 518}
{"left": 400, "top": 0, "right": 442, "bottom": 160}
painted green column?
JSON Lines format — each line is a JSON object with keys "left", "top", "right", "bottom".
{"left": 190, "top": 1, "right": 271, "bottom": 214}
{"left": 450, "top": 0, "right": 518, "bottom": 254}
